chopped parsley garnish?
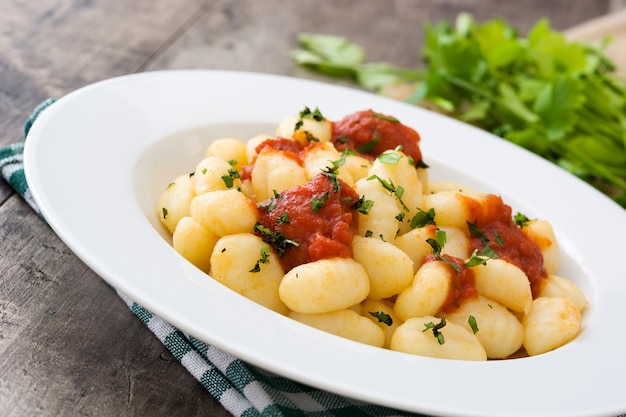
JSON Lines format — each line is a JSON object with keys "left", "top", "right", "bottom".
{"left": 201, "top": 168, "right": 207, "bottom": 175}
{"left": 335, "top": 135, "right": 349, "bottom": 144}
{"left": 305, "top": 131, "right": 320, "bottom": 143}
{"left": 423, "top": 317, "right": 446, "bottom": 345}
{"left": 254, "top": 222, "right": 300, "bottom": 256}
{"left": 377, "top": 152, "right": 403, "bottom": 165}
{"left": 467, "top": 221, "right": 489, "bottom": 245}
{"left": 494, "top": 231, "right": 504, "bottom": 247}
{"left": 162, "top": 207, "right": 168, "bottom": 219}
{"left": 249, "top": 244, "right": 271, "bottom": 272}
{"left": 227, "top": 159, "right": 238, "bottom": 166}
{"left": 468, "top": 315, "right": 479, "bottom": 334}
{"left": 295, "top": 106, "right": 325, "bottom": 131}
{"left": 350, "top": 195, "right": 374, "bottom": 214}
{"left": 369, "top": 311, "right": 393, "bottom": 326}
{"left": 356, "top": 137, "right": 380, "bottom": 153}
{"left": 395, "top": 212, "right": 406, "bottom": 222}
{"left": 221, "top": 168, "right": 240, "bottom": 188}
{"left": 415, "top": 159, "right": 429, "bottom": 169}
{"left": 367, "top": 174, "right": 409, "bottom": 212}
{"left": 410, "top": 207, "right": 436, "bottom": 229}
{"left": 427, "top": 229, "right": 497, "bottom": 272}
{"left": 311, "top": 192, "right": 329, "bottom": 213}
{"left": 277, "top": 211, "right": 291, "bottom": 224}
{"left": 371, "top": 113, "right": 400, "bottom": 123}
{"left": 466, "top": 221, "right": 501, "bottom": 264}
{"left": 320, "top": 149, "right": 354, "bottom": 193}
{"left": 464, "top": 246, "right": 499, "bottom": 267}
{"left": 426, "top": 229, "right": 461, "bottom": 273}
{"left": 257, "top": 190, "right": 282, "bottom": 212}
{"left": 166, "top": 182, "right": 175, "bottom": 190}
{"left": 365, "top": 230, "right": 373, "bottom": 237}
{"left": 514, "top": 212, "right": 531, "bottom": 228}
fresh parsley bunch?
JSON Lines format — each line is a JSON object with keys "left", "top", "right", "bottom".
{"left": 293, "top": 13, "right": 626, "bottom": 208}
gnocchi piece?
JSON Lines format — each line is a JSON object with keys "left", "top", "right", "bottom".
{"left": 352, "top": 235, "right": 413, "bottom": 299}
{"left": 205, "top": 137, "right": 248, "bottom": 171}
{"left": 394, "top": 260, "right": 451, "bottom": 322}
{"left": 353, "top": 176, "right": 401, "bottom": 242}
{"left": 245, "top": 133, "right": 273, "bottom": 163}
{"left": 251, "top": 147, "right": 307, "bottom": 201}
{"left": 537, "top": 274, "right": 588, "bottom": 312}
{"left": 444, "top": 295, "right": 524, "bottom": 359}
{"left": 395, "top": 226, "right": 469, "bottom": 274}
{"left": 279, "top": 258, "right": 370, "bottom": 314}
{"left": 361, "top": 299, "right": 403, "bottom": 349}
{"left": 522, "top": 296, "right": 581, "bottom": 356}
{"left": 417, "top": 167, "right": 429, "bottom": 195}
{"left": 190, "top": 189, "right": 258, "bottom": 237}
{"left": 289, "top": 309, "right": 385, "bottom": 348}
{"left": 390, "top": 316, "right": 487, "bottom": 361}
{"left": 275, "top": 113, "right": 332, "bottom": 145}
{"left": 420, "top": 190, "right": 486, "bottom": 229}
{"left": 157, "top": 173, "right": 195, "bottom": 234}
{"left": 343, "top": 153, "right": 372, "bottom": 182}
{"left": 427, "top": 180, "right": 474, "bottom": 194}
{"left": 473, "top": 259, "right": 533, "bottom": 314}
{"left": 522, "top": 219, "right": 560, "bottom": 274}
{"left": 210, "top": 233, "right": 288, "bottom": 314}
{"left": 192, "top": 156, "right": 241, "bottom": 196}
{"left": 172, "top": 216, "right": 219, "bottom": 274}
{"left": 301, "top": 141, "right": 354, "bottom": 184}
{"left": 368, "top": 150, "right": 423, "bottom": 234}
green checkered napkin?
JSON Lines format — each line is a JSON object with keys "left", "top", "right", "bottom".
{"left": 1, "top": 99, "right": 423, "bottom": 417}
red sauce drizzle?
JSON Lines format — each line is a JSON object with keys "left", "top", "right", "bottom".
{"left": 256, "top": 173, "right": 359, "bottom": 272}
{"left": 423, "top": 253, "right": 478, "bottom": 313}
{"left": 331, "top": 109, "right": 423, "bottom": 164}
{"left": 463, "top": 194, "right": 547, "bottom": 297}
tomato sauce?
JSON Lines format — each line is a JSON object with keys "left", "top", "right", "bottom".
{"left": 423, "top": 254, "right": 478, "bottom": 313}
{"left": 331, "top": 109, "right": 423, "bottom": 164}
{"left": 256, "top": 173, "right": 360, "bottom": 272}
{"left": 463, "top": 194, "right": 547, "bottom": 296}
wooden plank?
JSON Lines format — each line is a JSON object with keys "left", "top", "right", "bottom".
{"left": 0, "top": 0, "right": 213, "bottom": 148}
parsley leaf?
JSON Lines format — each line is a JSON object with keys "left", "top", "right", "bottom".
{"left": 369, "top": 311, "right": 393, "bottom": 326}
{"left": 514, "top": 212, "right": 531, "bottom": 227}
{"left": 350, "top": 195, "right": 374, "bottom": 215}
{"left": 468, "top": 315, "right": 479, "bottom": 334}
{"left": 410, "top": 208, "right": 436, "bottom": 229}
{"left": 293, "top": 15, "right": 626, "bottom": 209}
{"left": 254, "top": 222, "right": 300, "bottom": 257}
{"left": 356, "top": 137, "right": 380, "bottom": 153}
{"left": 249, "top": 244, "right": 271, "bottom": 273}
{"left": 295, "top": 106, "right": 326, "bottom": 131}
{"left": 311, "top": 192, "right": 329, "bottom": 213}
{"left": 423, "top": 317, "right": 447, "bottom": 345}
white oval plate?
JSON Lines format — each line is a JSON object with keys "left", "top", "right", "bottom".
{"left": 24, "top": 70, "right": 626, "bottom": 417}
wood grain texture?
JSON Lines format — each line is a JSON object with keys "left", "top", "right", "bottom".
{"left": 0, "top": 0, "right": 618, "bottom": 416}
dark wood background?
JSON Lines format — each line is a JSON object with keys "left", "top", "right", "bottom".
{"left": 0, "top": 1, "right": 622, "bottom": 416}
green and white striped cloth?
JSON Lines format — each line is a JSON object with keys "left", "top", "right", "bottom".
{"left": 1, "top": 99, "right": 423, "bottom": 417}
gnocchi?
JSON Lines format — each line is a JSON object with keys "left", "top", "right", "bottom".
{"left": 157, "top": 107, "right": 588, "bottom": 361}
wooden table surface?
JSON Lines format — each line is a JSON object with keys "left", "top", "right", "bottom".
{"left": 1, "top": 1, "right": 624, "bottom": 416}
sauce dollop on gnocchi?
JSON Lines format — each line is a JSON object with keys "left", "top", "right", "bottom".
{"left": 157, "top": 108, "right": 588, "bottom": 360}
